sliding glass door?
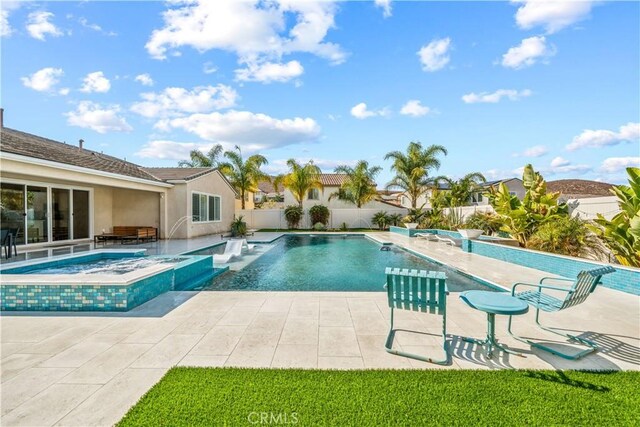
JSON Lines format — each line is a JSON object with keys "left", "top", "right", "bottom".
{"left": 1, "top": 182, "right": 92, "bottom": 245}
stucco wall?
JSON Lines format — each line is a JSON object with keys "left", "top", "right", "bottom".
{"left": 283, "top": 187, "right": 393, "bottom": 210}
{"left": 93, "top": 186, "right": 113, "bottom": 235}
{"left": 112, "top": 189, "right": 161, "bottom": 230}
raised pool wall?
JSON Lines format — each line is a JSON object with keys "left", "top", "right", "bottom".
{"left": 1, "top": 254, "right": 223, "bottom": 311}
{"left": 391, "top": 227, "right": 640, "bottom": 295}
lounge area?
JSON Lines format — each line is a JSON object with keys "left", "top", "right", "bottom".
{"left": 93, "top": 226, "right": 158, "bottom": 245}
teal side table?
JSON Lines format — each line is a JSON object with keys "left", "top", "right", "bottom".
{"left": 460, "top": 290, "right": 529, "bottom": 359}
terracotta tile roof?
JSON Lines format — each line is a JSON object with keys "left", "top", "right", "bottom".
{"left": 319, "top": 173, "right": 378, "bottom": 187}
{"left": 143, "top": 167, "right": 215, "bottom": 181}
{"left": 0, "top": 127, "right": 162, "bottom": 182}
{"left": 547, "top": 179, "right": 615, "bottom": 199}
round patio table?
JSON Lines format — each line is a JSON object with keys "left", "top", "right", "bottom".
{"left": 459, "top": 290, "right": 529, "bottom": 359}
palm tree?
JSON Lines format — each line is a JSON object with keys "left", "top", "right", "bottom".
{"left": 218, "top": 146, "right": 269, "bottom": 209}
{"left": 282, "top": 159, "right": 323, "bottom": 208}
{"left": 329, "top": 160, "right": 382, "bottom": 208}
{"left": 384, "top": 142, "right": 448, "bottom": 208}
{"left": 178, "top": 145, "right": 223, "bottom": 168}
{"left": 437, "top": 172, "right": 486, "bottom": 207}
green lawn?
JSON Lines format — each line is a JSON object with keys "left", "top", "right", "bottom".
{"left": 118, "top": 368, "right": 639, "bottom": 426}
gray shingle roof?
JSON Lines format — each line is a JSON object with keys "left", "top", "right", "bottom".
{"left": 143, "top": 167, "right": 216, "bottom": 181}
{"left": 0, "top": 127, "right": 162, "bottom": 182}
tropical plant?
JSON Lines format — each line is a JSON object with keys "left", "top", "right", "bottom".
{"left": 218, "top": 146, "right": 269, "bottom": 210}
{"left": 388, "top": 213, "right": 404, "bottom": 227}
{"left": 437, "top": 172, "right": 486, "bottom": 207}
{"left": 230, "top": 215, "right": 247, "bottom": 237}
{"left": 309, "top": 204, "right": 330, "bottom": 226}
{"left": 385, "top": 142, "right": 448, "bottom": 208}
{"left": 421, "top": 206, "right": 446, "bottom": 229}
{"left": 443, "top": 207, "right": 464, "bottom": 230}
{"left": 488, "top": 164, "right": 568, "bottom": 247}
{"left": 178, "top": 145, "right": 223, "bottom": 168}
{"left": 329, "top": 161, "right": 382, "bottom": 208}
{"left": 372, "top": 211, "right": 390, "bottom": 230}
{"left": 589, "top": 167, "right": 640, "bottom": 267}
{"left": 339, "top": 222, "right": 348, "bottom": 231}
{"left": 463, "top": 211, "right": 504, "bottom": 235}
{"left": 282, "top": 160, "right": 323, "bottom": 208}
{"left": 527, "top": 216, "right": 606, "bottom": 259}
{"left": 284, "top": 205, "right": 304, "bottom": 229}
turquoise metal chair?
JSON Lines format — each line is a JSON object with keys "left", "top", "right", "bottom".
{"left": 508, "top": 266, "right": 616, "bottom": 360}
{"left": 384, "top": 267, "right": 448, "bottom": 364}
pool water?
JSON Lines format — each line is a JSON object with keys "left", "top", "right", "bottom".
{"left": 200, "top": 235, "right": 496, "bottom": 292}
{"left": 16, "top": 256, "right": 187, "bottom": 275}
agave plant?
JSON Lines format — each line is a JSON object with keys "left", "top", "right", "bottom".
{"left": 589, "top": 167, "right": 640, "bottom": 267}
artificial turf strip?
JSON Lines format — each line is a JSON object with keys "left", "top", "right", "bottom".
{"left": 117, "top": 368, "right": 639, "bottom": 426}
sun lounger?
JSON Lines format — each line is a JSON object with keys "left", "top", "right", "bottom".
{"left": 213, "top": 240, "right": 244, "bottom": 264}
{"left": 415, "top": 233, "right": 438, "bottom": 241}
{"left": 434, "top": 235, "right": 460, "bottom": 246}
{"left": 239, "top": 239, "right": 256, "bottom": 252}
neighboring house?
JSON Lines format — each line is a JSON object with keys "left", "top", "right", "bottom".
{"left": 0, "top": 121, "right": 236, "bottom": 247}
{"left": 547, "top": 179, "right": 615, "bottom": 202}
{"left": 234, "top": 190, "right": 255, "bottom": 211}
{"left": 283, "top": 173, "right": 397, "bottom": 210}
{"left": 473, "top": 178, "right": 525, "bottom": 205}
{"left": 254, "top": 180, "right": 284, "bottom": 203}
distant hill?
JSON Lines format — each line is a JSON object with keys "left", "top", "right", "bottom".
{"left": 547, "top": 179, "right": 615, "bottom": 199}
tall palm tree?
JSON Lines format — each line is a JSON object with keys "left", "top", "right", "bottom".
{"left": 282, "top": 159, "right": 323, "bottom": 208}
{"left": 178, "top": 145, "right": 223, "bottom": 168}
{"left": 218, "top": 146, "right": 269, "bottom": 209}
{"left": 384, "top": 141, "right": 448, "bottom": 208}
{"left": 329, "top": 160, "right": 382, "bottom": 208}
{"left": 438, "top": 172, "right": 486, "bottom": 207}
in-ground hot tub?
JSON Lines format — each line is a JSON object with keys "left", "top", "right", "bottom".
{"left": 0, "top": 250, "right": 223, "bottom": 311}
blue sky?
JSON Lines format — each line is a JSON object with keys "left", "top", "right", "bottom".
{"left": 2, "top": 0, "right": 639, "bottom": 185}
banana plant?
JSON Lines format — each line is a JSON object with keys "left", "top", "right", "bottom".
{"left": 589, "top": 167, "right": 640, "bottom": 267}
{"left": 488, "top": 164, "right": 567, "bottom": 247}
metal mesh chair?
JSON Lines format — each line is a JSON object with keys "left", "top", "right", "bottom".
{"left": 508, "top": 266, "right": 616, "bottom": 360}
{"left": 384, "top": 267, "right": 449, "bottom": 364}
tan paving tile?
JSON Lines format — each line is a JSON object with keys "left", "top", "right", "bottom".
{"left": 217, "top": 306, "right": 260, "bottom": 326}
{"left": 39, "top": 334, "right": 124, "bottom": 368}
{"left": 271, "top": 344, "right": 318, "bottom": 368}
{"left": 1, "top": 367, "right": 74, "bottom": 415}
{"left": 1, "top": 353, "right": 52, "bottom": 383}
{"left": 289, "top": 299, "right": 320, "bottom": 319}
{"left": 260, "top": 297, "right": 293, "bottom": 313}
{"left": 351, "top": 311, "right": 388, "bottom": 335}
{"left": 170, "top": 310, "right": 228, "bottom": 335}
{"left": 1, "top": 342, "right": 31, "bottom": 359}
{"left": 2, "top": 384, "right": 100, "bottom": 427}
{"left": 319, "top": 308, "right": 352, "bottom": 327}
{"left": 318, "top": 327, "right": 360, "bottom": 357}
{"left": 59, "top": 343, "right": 153, "bottom": 384}
{"left": 318, "top": 356, "right": 364, "bottom": 369}
{"left": 20, "top": 326, "right": 105, "bottom": 355}
{"left": 131, "top": 334, "right": 202, "bottom": 368}
{"left": 189, "top": 326, "right": 246, "bottom": 356}
{"left": 245, "top": 312, "right": 288, "bottom": 336}
{"left": 279, "top": 318, "right": 318, "bottom": 346}
{"left": 178, "top": 355, "right": 228, "bottom": 367}
{"left": 122, "top": 319, "right": 180, "bottom": 344}
{"left": 55, "top": 368, "right": 166, "bottom": 427}
{"left": 225, "top": 333, "right": 279, "bottom": 367}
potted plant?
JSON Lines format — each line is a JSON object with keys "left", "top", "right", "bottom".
{"left": 230, "top": 215, "right": 248, "bottom": 237}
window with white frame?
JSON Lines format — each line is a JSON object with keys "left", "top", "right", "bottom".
{"left": 307, "top": 188, "right": 320, "bottom": 200}
{"left": 192, "top": 192, "right": 221, "bottom": 222}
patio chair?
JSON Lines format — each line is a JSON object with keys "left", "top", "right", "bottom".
{"left": 384, "top": 267, "right": 449, "bottom": 364}
{"left": 508, "top": 266, "right": 616, "bottom": 360}
{"left": 1, "top": 229, "right": 18, "bottom": 259}
{"left": 213, "top": 240, "right": 244, "bottom": 264}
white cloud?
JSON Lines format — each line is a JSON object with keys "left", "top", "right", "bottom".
{"left": 135, "top": 140, "right": 219, "bottom": 160}
{"left": 156, "top": 110, "right": 321, "bottom": 152}
{"left": 417, "top": 37, "right": 451, "bottom": 72}
{"left": 235, "top": 60, "right": 303, "bottom": 83}
{"left": 21, "top": 67, "right": 64, "bottom": 92}
{"left": 58, "top": 87, "right": 70, "bottom": 96}
{"left": 79, "top": 17, "right": 117, "bottom": 36}
{"left": 462, "top": 89, "right": 532, "bottom": 104}
{"left": 350, "top": 102, "right": 389, "bottom": 119}
{"left": 567, "top": 122, "right": 640, "bottom": 151}
{"left": 26, "top": 11, "right": 63, "bottom": 41}
{"left": 600, "top": 157, "right": 640, "bottom": 174}
{"left": 65, "top": 101, "right": 133, "bottom": 134}
{"left": 484, "top": 168, "right": 521, "bottom": 181}
{"left": 130, "top": 84, "right": 238, "bottom": 118}
{"left": 203, "top": 62, "right": 218, "bottom": 74}
{"left": 501, "top": 36, "right": 554, "bottom": 69}
{"left": 375, "top": 0, "right": 392, "bottom": 18}
{"left": 1, "top": 10, "right": 12, "bottom": 37}
{"left": 134, "top": 73, "right": 154, "bottom": 86}
{"left": 264, "top": 157, "right": 356, "bottom": 175}
{"left": 513, "top": 145, "right": 548, "bottom": 158}
{"left": 548, "top": 156, "right": 590, "bottom": 175}
{"left": 400, "top": 100, "right": 431, "bottom": 117}
{"left": 514, "top": 0, "right": 594, "bottom": 34}
{"left": 145, "top": 0, "right": 346, "bottom": 68}
{"left": 80, "top": 71, "right": 111, "bottom": 93}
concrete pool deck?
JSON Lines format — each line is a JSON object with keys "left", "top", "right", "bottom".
{"left": 1, "top": 232, "right": 638, "bottom": 426}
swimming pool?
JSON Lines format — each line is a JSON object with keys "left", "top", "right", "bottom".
{"left": 8, "top": 256, "right": 188, "bottom": 275}
{"left": 199, "top": 235, "right": 497, "bottom": 292}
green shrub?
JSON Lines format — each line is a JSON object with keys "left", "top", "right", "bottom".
{"left": 284, "top": 205, "right": 304, "bottom": 229}
{"left": 463, "top": 211, "right": 504, "bottom": 235}
{"left": 313, "top": 222, "right": 326, "bottom": 231}
{"left": 528, "top": 216, "right": 605, "bottom": 259}
{"left": 230, "top": 215, "right": 247, "bottom": 237}
{"left": 340, "top": 222, "right": 348, "bottom": 231}
{"left": 309, "top": 204, "right": 330, "bottom": 225}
